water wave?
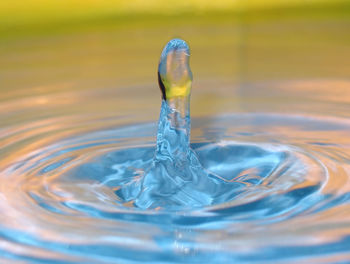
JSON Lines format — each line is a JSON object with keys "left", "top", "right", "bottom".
{"left": 1, "top": 102, "right": 350, "bottom": 263}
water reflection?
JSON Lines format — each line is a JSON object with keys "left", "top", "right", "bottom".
{"left": 0, "top": 3, "right": 350, "bottom": 264}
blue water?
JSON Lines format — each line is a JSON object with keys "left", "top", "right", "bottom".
{"left": 0, "top": 38, "right": 350, "bottom": 263}
{"left": 2, "top": 111, "right": 350, "bottom": 263}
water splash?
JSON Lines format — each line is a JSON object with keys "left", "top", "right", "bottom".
{"left": 114, "top": 39, "right": 239, "bottom": 209}
{"left": 0, "top": 39, "right": 350, "bottom": 263}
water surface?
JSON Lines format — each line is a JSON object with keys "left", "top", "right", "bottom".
{"left": 1, "top": 7, "right": 350, "bottom": 263}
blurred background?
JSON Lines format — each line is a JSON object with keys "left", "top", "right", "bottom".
{"left": 1, "top": 0, "right": 350, "bottom": 120}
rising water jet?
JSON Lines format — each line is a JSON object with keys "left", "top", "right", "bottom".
{"left": 131, "top": 39, "right": 244, "bottom": 209}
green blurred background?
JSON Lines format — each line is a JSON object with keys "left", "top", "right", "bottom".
{"left": 1, "top": 0, "right": 350, "bottom": 117}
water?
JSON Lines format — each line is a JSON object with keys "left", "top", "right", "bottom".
{"left": 1, "top": 10, "right": 350, "bottom": 264}
{"left": 2, "top": 103, "right": 350, "bottom": 263}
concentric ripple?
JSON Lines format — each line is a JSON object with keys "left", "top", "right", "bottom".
{"left": 1, "top": 102, "right": 350, "bottom": 263}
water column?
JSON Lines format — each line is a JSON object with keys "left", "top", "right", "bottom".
{"left": 135, "top": 39, "right": 218, "bottom": 209}
{"left": 156, "top": 39, "right": 193, "bottom": 165}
